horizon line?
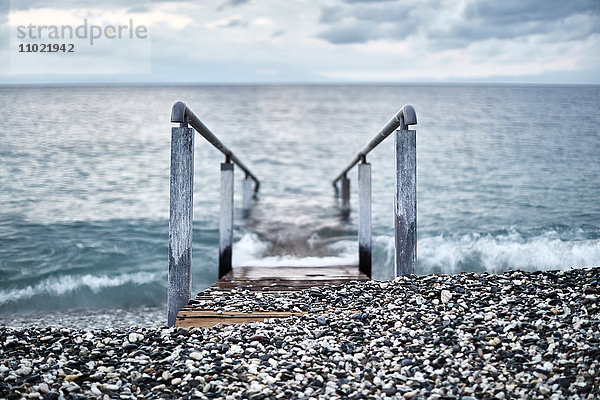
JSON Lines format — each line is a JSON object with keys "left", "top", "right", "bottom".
{"left": 1, "top": 81, "right": 599, "bottom": 87}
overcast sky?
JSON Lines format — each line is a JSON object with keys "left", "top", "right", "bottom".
{"left": 1, "top": 0, "right": 599, "bottom": 83}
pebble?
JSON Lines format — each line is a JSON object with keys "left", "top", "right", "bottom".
{"left": 440, "top": 289, "right": 452, "bottom": 304}
{"left": 0, "top": 267, "right": 598, "bottom": 400}
{"left": 90, "top": 383, "right": 102, "bottom": 395}
{"left": 171, "top": 377, "right": 182, "bottom": 385}
{"left": 15, "top": 367, "right": 32, "bottom": 376}
{"left": 38, "top": 383, "right": 49, "bottom": 394}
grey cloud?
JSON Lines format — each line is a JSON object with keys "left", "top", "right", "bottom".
{"left": 217, "top": 0, "right": 250, "bottom": 11}
{"left": 319, "top": 6, "right": 343, "bottom": 24}
{"left": 316, "top": 0, "right": 427, "bottom": 44}
{"left": 0, "top": 0, "right": 9, "bottom": 19}
{"left": 271, "top": 30, "right": 284, "bottom": 38}
{"left": 1, "top": 1, "right": 9, "bottom": 49}
{"left": 343, "top": 0, "right": 396, "bottom": 3}
{"left": 319, "top": 25, "right": 372, "bottom": 44}
{"left": 465, "top": 0, "right": 599, "bottom": 24}
{"left": 8, "top": 0, "right": 184, "bottom": 12}
{"left": 127, "top": 6, "right": 151, "bottom": 13}
{"left": 225, "top": 0, "right": 250, "bottom": 6}
{"left": 446, "top": 0, "right": 600, "bottom": 44}
{"left": 317, "top": 0, "right": 600, "bottom": 48}
{"left": 221, "top": 18, "right": 247, "bottom": 28}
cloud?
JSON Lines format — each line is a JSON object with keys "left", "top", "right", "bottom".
{"left": 205, "top": 15, "right": 247, "bottom": 29}
{"left": 317, "top": 0, "right": 600, "bottom": 49}
{"left": 217, "top": 0, "right": 250, "bottom": 11}
{"left": 7, "top": 0, "right": 185, "bottom": 10}
{"left": 318, "top": 25, "right": 372, "bottom": 44}
{"left": 433, "top": 0, "right": 600, "bottom": 48}
{"left": 1, "top": 0, "right": 598, "bottom": 83}
{"left": 313, "top": 0, "right": 600, "bottom": 83}
{"left": 316, "top": 0, "right": 427, "bottom": 44}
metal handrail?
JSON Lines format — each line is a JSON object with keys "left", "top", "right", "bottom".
{"left": 332, "top": 104, "right": 416, "bottom": 187}
{"left": 171, "top": 101, "right": 260, "bottom": 192}
{"left": 331, "top": 104, "right": 418, "bottom": 280}
{"left": 168, "top": 101, "right": 261, "bottom": 327}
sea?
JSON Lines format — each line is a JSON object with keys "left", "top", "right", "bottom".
{"left": 0, "top": 84, "right": 599, "bottom": 327}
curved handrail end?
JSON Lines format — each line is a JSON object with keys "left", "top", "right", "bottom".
{"left": 401, "top": 104, "right": 417, "bottom": 126}
{"left": 171, "top": 101, "right": 187, "bottom": 123}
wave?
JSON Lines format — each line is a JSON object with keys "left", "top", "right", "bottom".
{"left": 2, "top": 222, "right": 598, "bottom": 315}
{"left": 231, "top": 229, "right": 600, "bottom": 278}
{"left": 0, "top": 271, "right": 163, "bottom": 308}
{"left": 418, "top": 230, "right": 600, "bottom": 274}
{"left": 370, "top": 229, "right": 600, "bottom": 277}
{"left": 233, "top": 233, "right": 357, "bottom": 267}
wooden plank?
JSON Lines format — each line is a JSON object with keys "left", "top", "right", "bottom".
{"left": 178, "top": 311, "right": 305, "bottom": 317}
{"left": 175, "top": 310, "right": 305, "bottom": 328}
{"left": 176, "top": 316, "right": 289, "bottom": 328}
{"left": 212, "top": 280, "right": 364, "bottom": 288}
{"left": 217, "top": 277, "right": 365, "bottom": 284}
{"left": 224, "top": 265, "right": 366, "bottom": 279}
{"left": 176, "top": 265, "right": 368, "bottom": 328}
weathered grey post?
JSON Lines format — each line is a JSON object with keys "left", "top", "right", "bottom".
{"left": 358, "top": 159, "right": 371, "bottom": 277}
{"left": 219, "top": 162, "right": 234, "bottom": 278}
{"left": 395, "top": 110, "right": 417, "bottom": 276}
{"left": 242, "top": 176, "right": 253, "bottom": 217}
{"left": 341, "top": 175, "right": 350, "bottom": 214}
{"left": 167, "top": 122, "right": 194, "bottom": 327}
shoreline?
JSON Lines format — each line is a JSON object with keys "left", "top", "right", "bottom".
{"left": 1, "top": 267, "right": 599, "bottom": 399}
{"left": 0, "top": 306, "right": 166, "bottom": 331}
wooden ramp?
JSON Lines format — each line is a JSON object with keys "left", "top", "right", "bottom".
{"left": 176, "top": 265, "right": 368, "bottom": 328}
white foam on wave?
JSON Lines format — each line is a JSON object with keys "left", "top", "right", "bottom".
{"left": 233, "top": 230, "right": 600, "bottom": 275}
{"left": 232, "top": 233, "right": 358, "bottom": 267}
{"left": 351, "top": 230, "right": 600, "bottom": 278}
{"left": 232, "top": 233, "right": 272, "bottom": 265}
{"left": 417, "top": 230, "right": 600, "bottom": 274}
{"left": 0, "top": 271, "right": 160, "bottom": 305}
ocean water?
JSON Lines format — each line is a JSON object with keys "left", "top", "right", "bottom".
{"left": 0, "top": 84, "right": 599, "bottom": 318}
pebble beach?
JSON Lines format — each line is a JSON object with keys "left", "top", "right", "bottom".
{"left": 1, "top": 267, "right": 599, "bottom": 399}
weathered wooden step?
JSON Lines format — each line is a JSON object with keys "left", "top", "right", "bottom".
{"left": 175, "top": 265, "right": 367, "bottom": 328}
